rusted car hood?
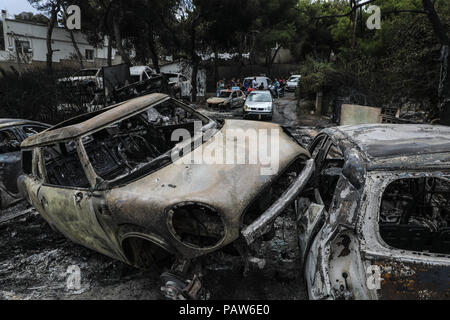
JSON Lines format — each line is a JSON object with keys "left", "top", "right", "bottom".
{"left": 105, "top": 119, "right": 309, "bottom": 253}
{"left": 207, "top": 97, "right": 227, "bottom": 104}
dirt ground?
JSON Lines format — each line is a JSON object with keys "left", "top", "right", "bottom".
{"left": 0, "top": 92, "right": 330, "bottom": 300}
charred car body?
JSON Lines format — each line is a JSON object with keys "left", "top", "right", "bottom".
{"left": 112, "top": 74, "right": 173, "bottom": 103}
{"left": 58, "top": 68, "right": 104, "bottom": 93}
{"left": 296, "top": 124, "right": 450, "bottom": 300}
{"left": 17, "top": 94, "right": 450, "bottom": 300}
{"left": 0, "top": 119, "right": 49, "bottom": 209}
{"left": 19, "top": 93, "right": 310, "bottom": 296}
{"left": 207, "top": 89, "right": 246, "bottom": 111}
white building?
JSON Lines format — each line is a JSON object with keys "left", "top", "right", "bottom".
{"left": 0, "top": 10, "right": 119, "bottom": 66}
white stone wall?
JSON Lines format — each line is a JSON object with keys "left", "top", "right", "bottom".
{"left": 1, "top": 12, "right": 116, "bottom": 64}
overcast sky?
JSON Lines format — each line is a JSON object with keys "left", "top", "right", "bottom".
{"left": 0, "top": 0, "right": 39, "bottom": 16}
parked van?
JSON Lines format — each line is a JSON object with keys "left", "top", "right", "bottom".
{"left": 244, "top": 76, "right": 273, "bottom": 90}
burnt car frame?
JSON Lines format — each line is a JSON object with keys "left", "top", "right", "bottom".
{"left": 295, "top": 124, "right": 450, "bottom": 300}
{"left": 0, "top": 119, "right": 49, "bottom": 209}
{"left": 207, "top": 89, "right": 246, "bottom": 111}
{"left": 19, "top": 93, "right": 310, "bottom": 276}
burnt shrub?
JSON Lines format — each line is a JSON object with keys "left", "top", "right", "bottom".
{"left": 0, "top": 67, "right": 95, "bottom": 125}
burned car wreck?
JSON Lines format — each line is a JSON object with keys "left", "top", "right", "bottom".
{"left": 18, "top": 93, "right": 310, "bottom": 299}
{"left": 0, "top": 119, "right": 49, "bottom": 209}
{"left": 295, "top": 124, "right": 450, "bottom": 300}
{"left": 16, "top": 96, "right": 450, "bottom": 300}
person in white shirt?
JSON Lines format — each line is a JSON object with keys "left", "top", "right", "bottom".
{"left": 252, "top": 77, "right": 258, "bottom": 89}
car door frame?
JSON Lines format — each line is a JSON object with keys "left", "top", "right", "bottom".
{"left": 237, "top": 90, "right": 245, "bottom": 107}
{"left": 298, "top": 134, "right": 332, "bottom": 257}
{"left": 31, "top": 139, "right": 119, "bottom": 259}
{"left": 358, "top": 170, "right": 450, "bottom": 300}
{"left": 230, "top": 91, "right": 239, "bottom": 108}
{"left": 0, "top": 127, "right": 23, "bottom": 204}
{"left": 300, "top": 133, "right": 351, "bottom": 261}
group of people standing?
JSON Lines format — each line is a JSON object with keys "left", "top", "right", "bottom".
{"left": 216, "top": 77, "right": 288, "bottom": 97}
{"left": 216, "top": 78, "right": 243, "bottom": 96}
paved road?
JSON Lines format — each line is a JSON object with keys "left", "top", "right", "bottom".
{"left": 198, "top": 92, "right": 326, "bottom": 148}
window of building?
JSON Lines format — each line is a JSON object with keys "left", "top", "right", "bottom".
{"left": 379, "top": 177, "right": 450, "bottom": 255}
{"left": 14, "top": 40, "right": 31, "bottom": 55}
{"left": 85, "top": 49, "right": 94, "bottom": 61}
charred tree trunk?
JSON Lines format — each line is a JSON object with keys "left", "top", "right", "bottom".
{"left": 191, "top": 58, "right": 199, "bottom": 102}
{"left": 351, "top": 4, "right": 359, "bottom": 49}
{"left": 190, "top": 19, "right": 199, "bottom": 102}
{"left": 46, "top": 2, "right": 60, "bottom": 74}
{"left": 422, "top": 0, "right": 450, "bottom": 121}
{"left": 107, "top": 37, "right": 112, "bottom": 66}
{"left": 148, "top": 33, "right": 160, "bottom": 73}
{"left": 149, "top": 48, "right": 160, "bottom": 73}
{"left": 268, "top": 45, "right": 282, "bottom": 77}
{"left": 112, "top": 7, "right": 131, "bottom": 66}
{"left": 213, "top": 48, "right": 218, "bottom": 85}
{"left": 69, "top": 30, "right": 84, "bottom": 69}
{"left": 237, "top": 33, "right": 244, "bottom": 79}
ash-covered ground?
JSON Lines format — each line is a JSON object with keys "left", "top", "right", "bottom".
{"left": 0, "top": 93, "right": 330, "bottom": 300}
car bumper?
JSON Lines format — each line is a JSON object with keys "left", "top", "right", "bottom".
{"left": 244, "top": 110, "right": 273, "bottom": 119}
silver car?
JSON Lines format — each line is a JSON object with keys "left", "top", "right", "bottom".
{"left": 286, "top": 75, "right": 301, "bottom": 92}
{"left": 243, "top": 91, "right": 274, "bottom": 121}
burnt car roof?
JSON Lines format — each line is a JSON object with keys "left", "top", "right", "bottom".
{"left": 21, "top": 93, "right": 171, "bottom": 148}
{"left": 0, "top": 119, "right": 48, "bottom": 130}
{"left": 324, "top": 124, "right": 450, "bottom": 168}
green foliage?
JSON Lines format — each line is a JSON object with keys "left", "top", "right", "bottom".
{"left": 14, "top": 12, "right": 49, "bottom": 24}
{"left": 252, "top": 0, "right": 298, "bottom": 65}
{"left": 20, "top": 0, "right": 450, "bottom": 115}
{"left": 294, "top": 0, "right": 449, "bottom": 114}
{"left": 298, "top": 56, "right": 336, "bottom": 97}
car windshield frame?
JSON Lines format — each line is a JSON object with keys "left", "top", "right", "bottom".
{"left": 247, "top": 92, "right": 272, "bottom": 102}
{"left": 77, "top": 98, "right": 220, "bottom": 189}
{"left": 219, "top": 91, "right": 231, "bottom": 98}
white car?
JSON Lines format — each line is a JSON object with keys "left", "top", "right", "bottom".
{"left": 243, "top": 90, "right": 274, "bottom": 121}
{"left": 163, "top": 73, "right": 191, "bottom": 98}
{"left": 58, "top": 68, "right": 103, "bottom": 90}
{"left": 244, "top": 76, "right": 273, "bottom": 90}
{"left": 286, "top": 75, "right": 301, "bottom": 92}
{"left": 129, "top": 66, "right": 155, "bottom": 83}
